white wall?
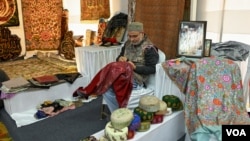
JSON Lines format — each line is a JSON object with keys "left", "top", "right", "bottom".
{"left": 196, "top": 0, "right": 250, "bottom": 44}
{"left": 9, "top": 0, "right": 26, "bottom": 56}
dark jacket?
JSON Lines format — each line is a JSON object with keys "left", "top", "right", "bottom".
{"left": 116, "top": 34, "right": 159, "bottom": 84}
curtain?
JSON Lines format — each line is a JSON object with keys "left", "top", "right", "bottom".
{"left": 134, "top": 0, "right": 185, "bottom": 59}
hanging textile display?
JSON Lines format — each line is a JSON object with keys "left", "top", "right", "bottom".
{"left": 0, "top": 26, "right": 21, "bottom": 61}
{"left": 80, "top": 0, "right": 110, "bottom": 20}
{"left": 21, "top": 0, "right": 63, "bottom": 51}
{"left": 134, "top": 0, "right": 185, "bottom": 59}
{"left": 0, "top": 0, "right": 20, "bottom": 27}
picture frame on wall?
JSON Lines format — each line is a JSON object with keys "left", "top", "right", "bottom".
{"left": 204, "top": 39, "right": 212, "bottom": 57}
{"left": 177, "top": 21, "right": 207, "bottom": 58}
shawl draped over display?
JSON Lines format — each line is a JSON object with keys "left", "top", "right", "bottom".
{"left": 184, "top": 57, "right": 250, "bottom": 141}
{"left": 161, "top": 56, "right": 250, "bottom": 140}
{"left": 77, "top": 61, "right": 133, "bottom": 108}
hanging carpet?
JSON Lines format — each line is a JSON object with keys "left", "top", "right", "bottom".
{"left": 134, "top": 0, "right": 185, "bottom": 59}
{"left": 0, "top": 26, "right": 21, "bottom": 62}
{"left": 21, "top": 0, "right": 63, "bottom": 51}
{"left": 0, "top": 0, "right": 20, "bottom": 27}
{"left": 80, "top": 0, "right": 110, "bottom": 20}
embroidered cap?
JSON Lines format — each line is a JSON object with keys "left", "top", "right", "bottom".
{"left": 127, "top": 22, "right": 144, "bottom": 32}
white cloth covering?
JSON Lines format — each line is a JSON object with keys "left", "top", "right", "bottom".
{"left": 3, "top": 76, "right": 89, "bottom": 127}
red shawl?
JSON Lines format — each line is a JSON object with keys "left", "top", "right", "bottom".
{"left": 76, "top": 61, "right": 133, "bottom": 108}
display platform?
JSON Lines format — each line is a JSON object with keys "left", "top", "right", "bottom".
{"left": 93, "top": 111, "right": 185, "bottom": 141}
{"left": 3, "top": 76, "right": 88, "bottom": 115}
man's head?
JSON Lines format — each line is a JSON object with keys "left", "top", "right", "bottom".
{"left": 127, "top": 22, "right": 144, "bottom": 45}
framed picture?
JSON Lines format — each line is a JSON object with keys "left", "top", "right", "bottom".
{"left": 177, "top": 21, "right": 207, "bottom": 58}
{"left": 204, "top": 39, "right": 212, "bottom": 57}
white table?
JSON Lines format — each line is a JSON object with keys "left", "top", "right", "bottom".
{"left": 74, "top": 46, "right": 122, "bottom": 83}
{"left": 93, "top": 111, "right": 186, "bottom": 141}
{"left": 4, "top": 76, "right": 88, "bottom": 115}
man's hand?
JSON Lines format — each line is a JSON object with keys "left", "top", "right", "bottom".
{"left": 118, "top": 56, "right": 128, "bottom": 62}
{"left": 128, "top": 61, "right": 136, "bottom": 70}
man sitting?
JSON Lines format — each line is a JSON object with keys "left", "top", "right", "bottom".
{"left": 73, "top": 22, "right": 159, "bottom": 112}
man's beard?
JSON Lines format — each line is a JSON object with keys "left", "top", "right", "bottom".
{"left": 131, "top": 41, "right": 140, "bottom": 45}
{"left": 131, "top": 36, "right": 143, "bottom": 45}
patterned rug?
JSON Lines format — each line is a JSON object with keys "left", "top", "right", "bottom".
{"left": 21, "top": 0, "right": 63, "bottom": 51}
{"left": 0, "top": 55, "right": 77, "bottom": 80}
{"left": 0, "top": 122, "right": 12, "bottom": 141}
{"left": 0, "top": 0, "right": 19, "bottom": 27}
{"left": 80, "top": 0, "right": 110, "bottom": 20}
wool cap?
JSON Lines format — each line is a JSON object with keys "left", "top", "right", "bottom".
{"left": 127, "top": 22, "right": 144, "bottom": 32}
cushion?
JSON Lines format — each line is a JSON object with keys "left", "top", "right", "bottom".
{"left": 162, "top": 95, "right": 183, "bottom": 111}
{"left": 133, "top": 107, "right": 154, "bottom": 122}
{"left": 139, "top": 95, "right": 160, "bottom": 112}
{"left": 110, "top": 108, "right": 133, "bottom": 130}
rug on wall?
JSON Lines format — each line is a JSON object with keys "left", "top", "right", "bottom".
{"left": 21, "top": 0, "right": 63, "bottom": 51}
{"left": 0, "top": 26, "right": 21, "bottom": 62}
{"left": 80, "top": 0, "right": 110, "bottom": 20}
{"left": 134, "top": 0, "right": 185, "bottom": 59}
{"left": 0, "top": 0, "right": 20, "bottom": 27}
